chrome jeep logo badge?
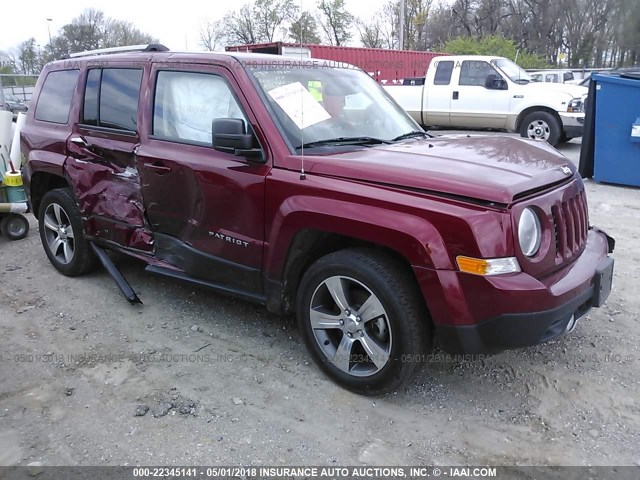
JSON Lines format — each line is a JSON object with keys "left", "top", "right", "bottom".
{"left": 561, "top": 165, "right": 572, "bottom": 175}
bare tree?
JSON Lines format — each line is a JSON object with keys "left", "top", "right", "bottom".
{"left": 211, "top": 0, "right": 297, "bottom": 46}
{"left": 16, "top": 38, "right": 39, "bottom": 74}
{"left": 318, "top": 0, "right": 354, "bottom": 46}
{"left": 289, "top": 12, "right": 323, "bottom": 44}
{"left": 216, "top": 4, "right": 259, "bottom": 45}
{"left": 200, "top": 21, "right": 220, "bottom": 51}
{"left": 254, "top": 0, "right": 298, "bottom": 42}
{"left": 103, "top": 19, "right": 157, "bottom": 48}
{"left": 357, "top": 18, "right": 388, "bottom": 48}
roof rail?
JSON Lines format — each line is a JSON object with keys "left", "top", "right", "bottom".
{"left": 69, "top": 44, "right": 169, "bottom": 58}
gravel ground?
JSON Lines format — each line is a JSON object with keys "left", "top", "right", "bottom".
{"left": 0, "top": 135, "right": 638, "bottom": 467}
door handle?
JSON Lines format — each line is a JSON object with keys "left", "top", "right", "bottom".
{"left": 453, "top": 91, "right": 459, "bottom": 100}
{"left": 144, "top": 162, "right": 172, "bottom": 174}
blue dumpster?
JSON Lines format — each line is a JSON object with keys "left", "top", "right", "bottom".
{"left": 592, "top": 74, "right": 640, "bottom": 187}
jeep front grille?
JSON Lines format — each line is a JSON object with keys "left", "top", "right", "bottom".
{"left": 551, "top": 189, "right": 589, "bottom": 262}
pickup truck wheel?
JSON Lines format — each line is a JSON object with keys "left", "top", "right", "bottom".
{"left": 297, "top": 249, "right": 429, "bottom": 395}
{"left": 520, "top": 111, "right": 561, "bottom": 146}
{"left": 39, "top": 188, "right": 96, "bottom": 277}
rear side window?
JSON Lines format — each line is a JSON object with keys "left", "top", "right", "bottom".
{"left": 34, "top": 70, "right": 80, "bottom": 124}
{"left": 564, "top": 72, "right": 574, "bottom": 82}
{"left": 433, "top": 61, "right": 454, "bottom": 85}
{"left": 82, "top": 68, "right": 143, "bottom": 132}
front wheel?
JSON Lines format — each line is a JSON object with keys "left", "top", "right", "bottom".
{"left": 519, "top": 111, "right": 562, "bottom": 146}
{"left": 297, "top": 249, "right": 430, "bottom": 395}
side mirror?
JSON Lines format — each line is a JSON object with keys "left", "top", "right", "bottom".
{"left": 485, "top": 74, "right": 507, "bottom": 90}
{"left": 212, "top": 118, "right": 265, "bottom": 162}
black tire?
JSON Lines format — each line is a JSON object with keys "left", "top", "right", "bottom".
{"left": 38, "top": 188, "right": 96, "bottom": 276}
{"left": 519, "top": 111, "right": 562, "bottom": 146}
{"left": 558, "top": 132, "right": 573, "bottom": 143}
{"left": 296, "top": 248, "right": 430, "bottom": 395}
{"left": 0, "top": 214, "right": 29, "bottom": 241}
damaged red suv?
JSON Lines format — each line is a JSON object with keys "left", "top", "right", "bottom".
{"left": 21, "top": 45, "right": 614, "bottom": 394}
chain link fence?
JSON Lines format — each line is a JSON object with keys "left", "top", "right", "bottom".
{"left": 0, "top": 74, "right": 39, "bottom": 114}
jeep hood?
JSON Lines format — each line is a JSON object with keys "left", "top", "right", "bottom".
{"left": 302, "top": 135, "right": 575, "bottom": 205}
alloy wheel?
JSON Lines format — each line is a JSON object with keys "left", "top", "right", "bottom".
{"left": 309, "top": 275, "right": 392, "bottom": 377}
{"left": 43, "top": 203, "right": 75, "bottom": 264}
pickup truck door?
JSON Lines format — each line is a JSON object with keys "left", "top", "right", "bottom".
{"left": 449, "top": 60, "right": 511, "bottom": 129}
{"left": 135, "top": 66, "right": 269, "bottom": 293}
{"left": 423, "top": 60, "right": 454, "bottom": 127}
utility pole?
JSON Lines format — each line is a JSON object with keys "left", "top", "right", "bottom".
{"left": 399, "top": 0, "right": 405, "bottom": 50}
{"left": 46, "top": 18, "right": 53, "bottom": 59}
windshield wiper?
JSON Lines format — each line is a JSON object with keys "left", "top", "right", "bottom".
{"left": 391, "top": 130, "right": 428, "bottom": 142}
{"left": 295, "top": 136, "right": 391, "bottom": 150}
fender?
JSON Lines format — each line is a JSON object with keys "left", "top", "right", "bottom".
{"left": 264, "top": 195, "right": 452, "bottom": 281}
{"left": 23, "top": 150, "right": 69, "bottom": 205}
{"left": 507, "top": 90, "right": 577, "bottom": 132}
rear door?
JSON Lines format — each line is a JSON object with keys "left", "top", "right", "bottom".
{"left": 135, "top": 64, "right": 269, "bottom": 291}
{"left": 449, "top": 60, "right": 511, "bottom": 129}
{"left": 67, "top": 65, "right": 153, "bottom": 251}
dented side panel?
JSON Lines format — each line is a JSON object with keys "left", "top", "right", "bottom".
{"left": 63, "top": 62, "right": 154, "bottom": 252}
{"left": 65, "top": 155, "right": 153, "bottom": 251}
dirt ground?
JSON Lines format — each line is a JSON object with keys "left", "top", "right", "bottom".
{"left": 1, "top": 136, "right": 638, "bottom": 467}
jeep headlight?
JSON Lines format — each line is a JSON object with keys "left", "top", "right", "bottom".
{"left": 567, "top": 97, "right": 584, "bottom": 113}
{"left": 518, "top": 207, "right": 542, "bottom": 257}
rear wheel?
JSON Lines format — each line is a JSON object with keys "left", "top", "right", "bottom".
{"left": 520, "top": 111, "right": 562, "bottom": 146}
{"left": 38, "top": 188, "right": 96, "bottom": 276}
{"left": 297, "top": 248, "right": 429, "bottom": 395}
{"left": 0, "top": 214, "right": 29, "bottom": 241}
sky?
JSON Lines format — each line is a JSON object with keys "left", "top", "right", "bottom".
{"left": 0, "top": 0, "right": 393, "bottom": 54}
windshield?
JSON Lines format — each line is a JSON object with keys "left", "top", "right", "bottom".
{"left": 492, "top": 59, "right": 531, "bottom": 84}
{"left": 247, "top": 63, "right": 422, "bottom": 151}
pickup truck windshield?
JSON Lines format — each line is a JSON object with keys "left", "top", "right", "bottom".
{"left": 247, "top": 63, "right": 421, "bottom": 151}
{"left": 493, "top": 59, "right": 532, "bottom": 84}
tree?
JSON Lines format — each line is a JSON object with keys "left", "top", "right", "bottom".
{"left": 60, "top": 9, "right": 106, "bottom": 54}
{"left": 318, "top": 0, "right": 353, "bottom": 46}
{"left": 16, "top": 38, "right": 39, "bottom": 75}
{"left": 103, "top": 19, "right": 156, "bottom": 48}
{"left": 200, "top": 21, "right": 220, "bottom": 51}
{"left": 43, "top": 9, "right": 157, "bottom": 59}
{"left": 211, "top": 0, "right": 298, "bottom": 46}
{"left": 618, "top": 0, "right": 640, "bottom": 65}
{"left": 218, "top": 4, "right": 259, "bottom": 45}
{"left": 356, "top": 1, "right": 399, "bottom": 49}
{"left": 357, "top": 18, "right": 387, "bottom": 48}
{"left": 289, "top": 11, "right": 322, "bottom": 44}
{"left": 441, "top": 34, "right": 549, "bottom": 68}
{"left": 254, "top": 0, "right": 297, "bottom": 42}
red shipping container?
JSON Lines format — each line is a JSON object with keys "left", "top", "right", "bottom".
{"left": 225, "top": 42, "right": 446, "bottom": 84}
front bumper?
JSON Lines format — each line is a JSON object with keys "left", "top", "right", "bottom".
{"left": 559, "top": 112, "right": 585, "bottom": 138}
{"left": 417, "top": 228, "right": 614, "bottom": 354}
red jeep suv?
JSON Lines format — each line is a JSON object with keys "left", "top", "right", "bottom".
{"left": 21, "top": 45, "right": 614, "bottom": 394}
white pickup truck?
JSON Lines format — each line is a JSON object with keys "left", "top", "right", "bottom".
{"left": 384, "top": 55, "right": 588, "bottom": 146}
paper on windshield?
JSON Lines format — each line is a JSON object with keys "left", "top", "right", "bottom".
{"left": 267, "top": 82, "right": 330, "bottom": 129}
